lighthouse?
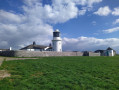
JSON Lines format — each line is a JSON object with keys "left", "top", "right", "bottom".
{"left": 52, "top": 29, "right": 62, "bottom": 52}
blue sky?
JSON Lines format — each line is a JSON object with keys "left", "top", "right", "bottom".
{"left": 0, "top": 0, "right": 119, "bottom": 52}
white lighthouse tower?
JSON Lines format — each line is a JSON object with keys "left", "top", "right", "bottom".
{"left": 52, "top": 29, "right": 62, "bottom": 52}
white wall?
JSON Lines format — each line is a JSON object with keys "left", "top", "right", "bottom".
{"left": 27, "top": 49, "right": 35, "bottom": 51}
{"left": 25, "top": 48, "right": 51, "bottom": 51}
{"left": 108, "top": 50, "right": 114, "bottom": 56}
{"left": 52, "top": 40, "right": 62, "bottom": 52}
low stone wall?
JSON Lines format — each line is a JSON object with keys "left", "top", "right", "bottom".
{"left": 0, "top": 50, "right": 100, "bottom": 57}
{"left": 0, "top": 51, "right": 15, "bottom": 57}
{"left": 89, "top": 52, "right": 100, "bottom": 56}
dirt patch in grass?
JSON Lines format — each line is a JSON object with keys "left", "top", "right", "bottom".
{"left": 0, "top": 57, "right": 38, "bottom": 80}
{"left": 31, "top": 72, "right": 43, "bottom": 77}
{"left": 0, "top": 70, "right": 11, "bottom": 80}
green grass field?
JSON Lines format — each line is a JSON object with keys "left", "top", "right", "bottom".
{"left": 0, "top": 56, "right": 119, "bottom": 90}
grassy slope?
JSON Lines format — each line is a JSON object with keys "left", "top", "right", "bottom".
{"left": 0, "top": 56, "right": 119, "bottom": 90}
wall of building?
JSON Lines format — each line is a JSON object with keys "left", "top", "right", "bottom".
{"left": 52, "top": 40, "right": 62, "bottom": 52}
{"left": 89, "top": 52, "right": 101, "bottom": 56}
{"left": 0, "top": 50, "right": 100, "bottom": 57}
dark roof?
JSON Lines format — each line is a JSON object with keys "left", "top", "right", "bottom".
{"left": 107, "top": 47, "right": 113, "bottom": 50}
{"left": 95, "top": 50, "right": 106, "bottom": 53}
{"left": 20, "top": 44, "right": 52, "bottom": 50}
{"left": 95, "top": 47, "right": 116, "bottom": 53}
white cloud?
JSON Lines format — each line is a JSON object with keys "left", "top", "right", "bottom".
{"left": 103, "top": 27, "right": 119, "bottom": 33}
{"left": 94, "top": 6, "right": 111, "bottom": 16}
{"left": 43, "top": 0, "right": 102, "bottom": 23}
{"left": 87, "top": 0, "right": 102, "bottom": 7}
{"left": 79, "top": 7, "right": 87, "bottom": 15}
{"left": 0, "top": 2, "right": 53, "bottom": 49}
{"left": 45, "top": 2, "right": 78, "bottom": 23}
{"left": 63, "top": 36, "right": 119, "bottom": 52}
{"left": 23, "top": 0, "right": 39, "bottom": 6}
{"left": 113, "top": 18, "right": 119, "bottom": 24}
{"left": 112, "top": 7, "right": 119, "bottom": 16}
{"left": 22, "top": 0, "right": 79, "bottom": 24}
{"left": 0, "top": 0, "right": 103, "bottom": 49}
{"left": 0, "top": 10, "right": 24, "bottom": 23}
{"left": 74, "top": 0, "right": 102, "bottom": 7}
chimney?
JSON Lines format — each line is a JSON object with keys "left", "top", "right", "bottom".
{"left": 33, "top": 41, "right": 36, "bottom": 45}
{"left": 49, "top": 43, "right": 52, "bottom": 47}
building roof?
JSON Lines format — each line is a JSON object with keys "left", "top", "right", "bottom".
{"left": 95, "top": 50, "right": 106, "bottom": 53}
{"left": 95, "top": 47, "right": 116, "bottom": 53}
{"left": 55, "top": 29, "right": 60, "bottom": 32}
{"left": 107, "top": 47, "right": 113, "bottom": 50}
{"left": 20, "top": 42, "right": 52, "bottom": 50}
{"left": 20, "top": 44, "right": 52, "bottom": 50}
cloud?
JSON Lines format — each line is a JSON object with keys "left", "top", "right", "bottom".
{"left": 0, "top": 0, "right": 102, "bottom": 49}
{"left": 74, "top": 0, "right": 102, "bottom": 7}
{"left": 112, "top": 7, "right": 119, "bottom": 16}
{"left": 92, "top": 21, "right": 96, "bottom": 25}
{"left": 44, "top": 2, "right": 78, "bottom": 23}
{"left": 113, "top": 18, "right": 119, "bottom": 24}
{"left": 0, "top": 2, "right": 53, "bottom": 49}
{"left": 39, "top": 0, "right": 102, "bottom": 23}
{"left": 79, "top": 7, "right": 87, "bottom": 15}
{"left": 87, "top": 0, "right": 102, "bottom": 7}
{"left": 63, "top": 36, "right": 119, "bottom": 53}
{"left": 42, "top": 0, "right": 103, "bottom": 23}
{"left": 94, "top": 6, "right": 111, "bottom": 16}
{"left": 0, "top": 10, "right": 24, "bottom": 23}
{"left": 103, "top": 27, "right": 119, "bottom": 33}
{"left": 94, "top": 7, "right": 119, "bottom": 16}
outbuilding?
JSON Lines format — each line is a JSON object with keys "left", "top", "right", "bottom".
{"left": 20, "top": 42, "right": 52, "bottom": 51}
{"left": 95, "top": 47, "right": 116, "bottom": 56}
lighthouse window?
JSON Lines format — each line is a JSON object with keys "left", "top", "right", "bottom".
{"left": 53, "top": 32, "right": 60, "bottom": 37}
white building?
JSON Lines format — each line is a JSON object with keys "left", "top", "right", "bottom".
{"left": 95, "top": 47, "right": 116, "bottom": 56}
{"left": 20, "top": 29, "right": 62, "bottom": 52}
{"left": 107, "top": 47, "right": 115, "bottom": 56}
{"left": 20, "top": 42, "right": 52, "bottom": 51}
{"left": 52, "top": 29, "right": 62, "bottom": 52}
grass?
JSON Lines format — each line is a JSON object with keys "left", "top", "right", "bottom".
{"left": 0, "top": 56, "right": 119, "bottom": 90}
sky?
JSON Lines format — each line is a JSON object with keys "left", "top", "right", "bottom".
{"left": 0, "top": 0, "right": 119, "bottom": 53}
